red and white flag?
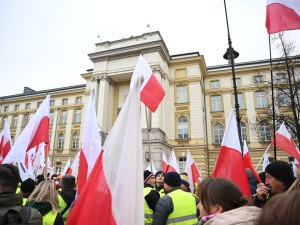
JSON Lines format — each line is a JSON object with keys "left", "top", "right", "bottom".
{"left": 271, "top": 122, "right": 300, "bottom": 162}
{"left": 212, "top": 109, "right": 251, "bottom": 197}
{"left": 130, "top": 54, "right": 165, "bottom": 112}
{"left": 184, "top": 150, "right": 202, "bottom": 193}
{"left": 243, "top": 139, "right": 262, "bottom": 183}
{"left": 66, "top": 151, "right": 80, "bottom": 178}
{"left": 162, "top": 151, "right": 169, "bottom": 173}
{"left": 266, "top": 0, "right": 300, "bottom": 34}
{"left": 62, "top": 157, "right": 71, "bottom": 175}
{"left": 0, "top": 121, "right": 12, "bottom": 163}
{"left": 3, "top": 95, "right": 50, "bottom": 164}
{"left": 77, "top": 89, "right": 102, "bottom": 195}
{"left": 166, "top": 149, "right": 179, "bottom": 173}
{"left": 67, "top": 76, "right": 144, "bottom": 225}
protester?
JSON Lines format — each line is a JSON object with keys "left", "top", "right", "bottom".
{"left": 58, "top": 174, "right": 76, "bottom": 223}
{"left": 20, "top": 178, "right": 36, "bottom": 206}
{"left": 27, "top": 180, "right": 64, "bottom": 225}
{"left": 0, "top": 164, "right": 42, "bottom": 225}
{"left": 245, "top": 168, "right": 259, "bottom": 197}
{"left": 152, "top": 171, "right": 198, "bottom": 225}
{"left": 143, "top": 170, "right": 160, "bottom": 225}
{"left": 196, "top": 177, "right": 261, "bottom": 225}
{"left": 256, "top": 189, "right": 300, "bottom": 225}
{"left": 35, "top": 174, "right": 45, "bottom": 186}
{"left": 180, "top": 172, "right": 191, "bottom": 192}
{"left": 254, "top": 160, "right": 294, "bottom": 207}
{"left": 155, "top": 171, "right": 165, "bottom": 197}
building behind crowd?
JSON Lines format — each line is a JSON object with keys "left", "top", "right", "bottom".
{"left": 0, "top": 31, "right": 298, "bottom": 177}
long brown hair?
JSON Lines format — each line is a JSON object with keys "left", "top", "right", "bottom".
{"left": 198, "top": 177, "right": 252, "bottom": 214}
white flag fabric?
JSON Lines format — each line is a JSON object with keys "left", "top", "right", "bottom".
{"left": 262, "top": 154, "right": 270, "bottom": 172}
{"left": 3, "top": 95, "right": 50, "bottom": 164}
{"left": 166, "top": 149, "right": 179, "bottom": 173}
{"left": 77, "top": 89, "right": 102, "bottom": 195}
{"left": 146, "top": 160, "right": 157, "bottom": 174}
{"left": 184, "top": 150, "right": 202, "bottom": 193}
{"left": 62, "top": 158, "right": 71, "bottom": 175}
{"left": 66, "top": 151, "right": 80, "bottom": 179}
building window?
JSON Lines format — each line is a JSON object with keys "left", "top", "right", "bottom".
{"left": 62, "top": 99, "right": 68, "bottom": 105}
{"left": 49, "top": 112, "right": 54, "bottom": 125}
{"left": 254, "top": 76, "right": 263, "bottom": 84}
{"left": 2, "top": 116, "right": 7, "bottom": 128}
{"left": 256, "top": 91, "right": 267, "bottom": 108}
{"left": 4, "top": 106, "right": 9, "bottom": 112}
{"left": 233, "top": 78, "right": 241, "bottom": 87}
{"left": 58, "top": 133, "right": 65, "bottom": 150}
{"left": 24, "top": 114, "right": 30, "bottom": 127}
{"left": 178, "top": 117, "right": 188, "bottom": 139}
{"left": 178, "top": 157, "right": 187, "bottom": 173}
{"left": 11, "top": 136, "right": 14, "bottom": 145}
{"left": 14, "top": 105, "right": 19, "bottom": 111}
{"left": 241, "top": 122, "right": 247, "bottom": 142}
{"left": 260, "top": 121, "right": 271, "bottom": 141}
{"left": 212, "top": 95, "right": 222, "bottom": 112}
{"left": 211, "top": 81, "right": 220, "bottom": 89}
{"left": 55, "top": 161, "right": 62, "bottom": 174}
{"left": 25, "top": 103, "right": 31, "bottom": 110}
{"left": 72, "top": 132, "right": 79, "bottom": 149}
{"left": 277, "top": 73, "right": 287, "bottom": 82}
{"left": 176, "top": 86, "right": 188, "bottom": 103}
{"left": 214, "top": 123, "right": 224, "bottom": 144}
{"left": 74, "top": 109, "right": 81, "bottom": 123}
{"left": 278, "top": 89, "right": 290, "bottom": 106}
{"left": 76, "top": 97, "right": 82, "bottom": 104}
{"left": 37, "top": 102, "right": 42, "bottom": 108}
{"left": 50, "top": 100, "right": 55, "bottom": 106}
{"left": 61, "top": 110, "right": 67, "bottom": 124}
{"left": 13, "top": 115, "right": 18, "bottom": 128}
{"left": 233, "top": 93, "right": 244, "bottom": 109}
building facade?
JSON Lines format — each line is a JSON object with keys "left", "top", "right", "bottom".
{"left": 0, "top": 31, "right": 298, "bottom": 176}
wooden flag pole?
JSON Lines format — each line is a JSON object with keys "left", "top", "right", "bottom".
{"left": 44, "top": 144, "right": 48, "bottom": 179}
{"left": 255, "top": 144, "right": 271, "bottom": 170}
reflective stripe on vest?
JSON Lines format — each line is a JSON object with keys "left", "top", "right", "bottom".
{"left": 43, "top": 210, "right": 58, "bottom": 225}
{"left": 166, "top": 189, "right": 198, "bottom": 225}
{"left": 144, "top": 187, "right": 154, "bottom": 225}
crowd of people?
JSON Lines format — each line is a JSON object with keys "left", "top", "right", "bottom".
{"left": 1, "top": 160, "right": 299, "bottom": 224}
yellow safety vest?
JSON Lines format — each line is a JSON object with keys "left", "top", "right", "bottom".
{"left": 43, "top": 210, "right": 58, "bottom": 225}
{"left": 144, "top": 187, "right": 154, "bottom": 225}
{"left": 166, "top": 189, "right": 198, "bottom": 225}
{"left": 158, "top": 188, "right": 165, "bottom": 198}
{"left": 58, "top": 194, "right": 69, "bottom": 224}
{"left": 22, "top": 197, "right": 28, "bottom": 206}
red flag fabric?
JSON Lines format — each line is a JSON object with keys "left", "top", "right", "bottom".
{"left": 130, "top": 55, "right": 165, "bottom": 112}
{"left": 3, "top": 95, "right": 50, "bottom": 164}
{"left": 67, "top": 77, "right": 144, "bottom": 225}
{"left": 243, "top": 140, "right": 262, "bottom": 183}
{"left": 271, "top": 122, "right": 300, "bottom": 162}
{"left": 184, "top": 150, "right": 202, "bottom": 193}
{"left": 0, "top": 121, "right": 12, "bottom": 163}
{"left": 266, "top": 0, "right": 300, "bottom": 34}
{"left": 166, "top": 149, "right": 179, "bottom": 173}
{"left": 162, "top": 152, "right": 169, "bottom": 173}
{"left": 77, "top": 89, "right": 102, "bottom": 195}
{"left": 212, "top": 109, "right": 251, "bottom": 197}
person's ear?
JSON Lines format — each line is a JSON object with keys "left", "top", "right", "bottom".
{"left": 210, "top": 204, "right": 223, "bottom": 214}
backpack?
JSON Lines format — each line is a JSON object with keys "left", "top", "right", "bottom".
{"left": 0, "top": 207, "right": 31, "bottom": 225}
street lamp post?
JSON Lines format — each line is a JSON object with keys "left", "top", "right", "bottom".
{"left": 223, "top": 0, "right": 243, "bottom": 152}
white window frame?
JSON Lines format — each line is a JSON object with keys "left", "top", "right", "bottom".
{"left": 256, "top": 92, "right": 267, "bottom": 108}
{"left": 212, "top": 95, "right": 222, "bottom": 112}
{"left": 178, "top": 117, "right": 188, "bottom": 139}
{"left": 177, "top": 86, "right": 188, "bottom": 103}
{"left": 214, "top": 123, "right": 224, "bottom": 144}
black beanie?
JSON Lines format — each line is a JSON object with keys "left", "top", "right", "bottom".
{"left": 265, "top": 161, "right": 294, "bottom": 185}
{"left": 155, "top": 171, "right": 165, "bottom": 179}
{"left": 164, "top": 172, "right": 181, "bottom": 187}
{"left": 20, "top": 178, "right": 35, "bottom": 193}
{"left": 144, "top": 170, "right": 154, "bottom": 183}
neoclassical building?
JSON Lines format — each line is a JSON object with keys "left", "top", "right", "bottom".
{"left": 0, "top": 31, "right": 297, "bottom": 177}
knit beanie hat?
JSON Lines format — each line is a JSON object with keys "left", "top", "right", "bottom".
{"left": 155, "top": 171, "right": 165, "bottom": 179}
{"left": 164, "top": 172, "right": 181, "bottom": 187}
{"left": 265, "top": 161, "right": 294, "bottom": 185}
{"left": 180, "top": 173, "right": 190, "bottom": 188}
{"left": 144, "top": 170, "right": 154, "bottom": 183}
{"left": 20, "top": 178, "right": 35, "bottom": 193}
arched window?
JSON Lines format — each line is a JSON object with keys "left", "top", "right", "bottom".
{"left": 58, "top": 133, "right": 65, "bottom": 150}
{"left": 214, "top": 123, "right": 224, "bottom": 144}
{"left": 72, "top": 132, "right": 79, "bottom": 149}
{"left": 178, "top": 117, "right": 188, "bottom": 139}
{"left": 241, "top": 122, "right": 247, "bottom": 142}
{"left": 260, "top": 121, "right": 271, "bottom": 141}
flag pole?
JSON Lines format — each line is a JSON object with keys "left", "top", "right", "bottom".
{"left": 268, "top": 34, "right": 277, "bottom": 161}
{"left": 45, "top": 144, "right": 48, "bottom": 179}
{"left": 51, "top": 108, "right": 60, "bottom": 164}
{"left": 255, "top": 144, "right": 271, "bottom": 170}
{"left": 145, "top": 105, "right": 152, "bottom": 172}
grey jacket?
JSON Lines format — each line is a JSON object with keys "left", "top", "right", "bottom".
{"left": 0, "top": 193, "right": 42, "bottom": 225}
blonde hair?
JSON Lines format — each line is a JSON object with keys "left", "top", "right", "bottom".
{"left": 28, "top": 180, "right": 60, "bottom": 212}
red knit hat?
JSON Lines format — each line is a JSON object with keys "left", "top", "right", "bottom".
{"left": 144, "top": 170, "right": 154, "bottom": 183}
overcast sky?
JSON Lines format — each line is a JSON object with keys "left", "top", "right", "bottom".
{"left": 1, "top": 0, "right": 300, "bottom": 97}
